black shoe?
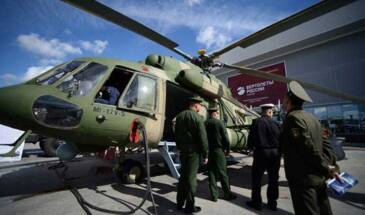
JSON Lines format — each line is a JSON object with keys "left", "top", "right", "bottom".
{"left": 184, "top": 206, "right": 201, "bottom": 214}
{"left": 246, "top": 201, "right": 262, "bottom": 211}
{"left": 177, "top": 203, "right": 184, "bottom": 211}
{"left": 224, "top": 193, "right": 237, "bottom": 200}
{"left": 268, "top": 202, "right": 277, "bottom": 211}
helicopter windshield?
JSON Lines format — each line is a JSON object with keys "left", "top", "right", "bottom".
{"left": 57, "top": 62, "right": 108, "bottom": 96}
{"left": 37, "top": 61, "right": 85, "bottom": 85}
{"left": 120, "top": 75, "right": 157, "bottom": 111}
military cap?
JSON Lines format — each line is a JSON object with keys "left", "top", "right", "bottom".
{"left": 188, "top": 95, "right": 204, "bottom": 103}
{"left": 288, "top": 81, "right": 313, "bottom": 103}
{"left": 208, "top": 103, "right": 219, "bottom": 111}
{"left": 260, "top": 103, "right": 275, "bottom": 110}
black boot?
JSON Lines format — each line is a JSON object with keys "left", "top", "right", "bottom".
{"left": 224, "top": 193, "right": 237, "bottom": 200}
{"left": 246, "top": 201, "right": 262, "bottom": 210}
{"left": 184, "top": 206, "right": 201, "bottom": 214}
{"left": 268, "top": 201, "right": 277, "bottom": 211}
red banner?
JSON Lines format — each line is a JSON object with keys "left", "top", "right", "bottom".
{"left": 228, "top": 62, "right": 288, "bottom": 107}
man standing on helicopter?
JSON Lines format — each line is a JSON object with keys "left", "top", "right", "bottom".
{"left": 175, "top": 95, "right": 209, "bottom": 214}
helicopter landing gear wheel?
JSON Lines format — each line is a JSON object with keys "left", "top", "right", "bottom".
{"left": 39, "top": 138, "right": 64, "bottom": 157}
{"left": 114, "top": 159, "right": 145, "bottom": 184}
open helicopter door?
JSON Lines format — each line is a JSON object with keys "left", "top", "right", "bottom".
{"left": 0, "top": 124, "right": 31, "bottom": 162}
{"left": 134, "top": 74, "right": 166, "bottom": 147}
{"left": 116, "top": 71, "right": 166, "bottom": 148}
{"left": 88, "top": 66, "right": 165, "bottom": 148}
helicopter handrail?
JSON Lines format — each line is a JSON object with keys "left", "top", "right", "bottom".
{"left": 116, "top": 106, "right": 157, "bottom": 119}
{"left": 219, "top": 98, "right": 241, "bottom": 128}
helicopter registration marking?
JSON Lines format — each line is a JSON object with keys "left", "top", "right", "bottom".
{"left": 93, "top": 106, "right": 125, "bottom": 117}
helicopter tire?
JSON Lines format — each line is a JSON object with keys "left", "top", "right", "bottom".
{"left": 115, "top": 159, "right": 145, "bottom": 184}
{"left": 39, "top": 137, "right": 64, "bottom": 157}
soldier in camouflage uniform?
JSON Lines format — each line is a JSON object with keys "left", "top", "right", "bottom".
{"left": 205, "top": 103, "right": 237, "bottom": 202}
{"left": 281, "top": 81, "right": 339, "bottom": 215}
{"left": 175, "top": 95, "right": 209, "bottom": 214}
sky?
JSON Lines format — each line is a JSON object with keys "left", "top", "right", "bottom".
{"left": 0, "top": 0, "right": 320, "bottom": 87}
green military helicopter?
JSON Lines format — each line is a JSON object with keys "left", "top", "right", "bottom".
{"left": 1, "top": 0, "right": 364, "bottom": 181}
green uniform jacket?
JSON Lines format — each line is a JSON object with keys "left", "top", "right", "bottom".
{"left": 281, "top": 109, "right": 330, "bottom": 187}
{"left": 205, "top": 117, "right": 231, "bottom": 199}
{"left": 175, "top": 109, "right": 208, "bottom": 158}
{"left": 205, "top": 117, "right": 230, "bottom": 152}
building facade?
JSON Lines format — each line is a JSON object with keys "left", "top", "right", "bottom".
{"left": 214, "top": 0, "right": 365, "bottom": 140}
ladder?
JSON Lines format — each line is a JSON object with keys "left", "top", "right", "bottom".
{"left": 158, "top": 141, "right": 180, "bottom": 179}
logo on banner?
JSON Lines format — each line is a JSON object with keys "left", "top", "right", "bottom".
{"left": 237, "top": 86, "right": 246, "bottom": 96}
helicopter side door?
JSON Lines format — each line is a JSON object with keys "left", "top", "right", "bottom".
{"left": 79, "top": 66, "right": 135, "bottom": 147}
{"left": 82, "top": 66, "right": 165, "bottom": 148}
{"left": 117, "top": 72, "right": 165, "bottom": 148}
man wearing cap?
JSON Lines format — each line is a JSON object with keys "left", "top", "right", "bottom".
{"left": 175, "top": 95, "right": 209, "bottom": 214}
{"left": 281, "top": 81, "right": 339, "bottom": 215}
{"left": 205, "top": 103, "right": 237, "bottom": 202}
{"left": 246, "top": 103, "right": 281, "bottom": 211}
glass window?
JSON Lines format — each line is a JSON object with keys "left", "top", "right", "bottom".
{"left": 314, "top": 107, "right": 327, "bottom": 120}
{"left": 120, "top": 75, "right": 157, "bottom": 111}
{"left": 342, "top": 104, "right": 359, "bottom": 120}
{"left": 94, "top": 67, "right": 133, "bottom": 106}
{"left": 327, "top": 105, "right": 342, "bottom": 120}
{"left": 342, "top": 104, "right": 360, "bottom": 133}
{"left": 359, "top": 105, "right": 365, "bottom": 133}
{"left": 38, "top": 61, "right": 85, "bottom": 85}
{"left": 57, "top": 62, "right": 108, "bottom": 96}
{"left": 32, "top": 95, "right": 83, "bottom": 128}
{"left": 305, "top": 107, "right": 315, "bottom": 115}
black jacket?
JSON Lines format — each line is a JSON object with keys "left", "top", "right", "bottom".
{"left": 247, "top": 116, "right": 280, "bottom": 150}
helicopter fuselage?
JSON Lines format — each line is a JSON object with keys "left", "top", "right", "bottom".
{"left": 0, "top": 56, "right": 255, "bottom": 155}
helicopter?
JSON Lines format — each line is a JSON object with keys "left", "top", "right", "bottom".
{"left": 1, "top": 0, "right": 364, "bottom": 181}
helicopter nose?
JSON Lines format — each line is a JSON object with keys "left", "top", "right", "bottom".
{"left": 0, "top": 87, "right": 15, "bottom": 124}
{"left": 0, "top": 86, "right": 34, "bottom": 130}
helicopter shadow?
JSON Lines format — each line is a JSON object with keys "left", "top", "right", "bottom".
{"left": 329, "top": 191, "right": 365, "bottom": 210}
{"left": 225, "top": 159, "right": 289, "bottom": 189}
{"left": 194, "top": 173, "right": 294, "bottom": 215}
{"left": 111, "top": 181, "right": 183, "bottom": 215}
{"left": 0, "top": 158, "right": 115, "bottom": 197}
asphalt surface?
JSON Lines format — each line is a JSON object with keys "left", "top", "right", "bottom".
{"left": 0, "top": 144, "right": 364, "bottom": 215}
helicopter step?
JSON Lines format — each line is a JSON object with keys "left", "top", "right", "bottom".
{"left": 158, "top": 141, "right": 180, "bottom": 179}
{"left": 0, "top": 126, "right": 32, "bottom": 162}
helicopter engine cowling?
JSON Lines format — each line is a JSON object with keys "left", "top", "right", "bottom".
{"left": 175, "top": 69, "right": 226, "bottom": 98}
{"left": 56, "top": 141, "right": 79, "bottom": 161}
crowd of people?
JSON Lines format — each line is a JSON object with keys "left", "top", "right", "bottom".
{"left": 174, "top": 81, "right": 339, "bottom": 215}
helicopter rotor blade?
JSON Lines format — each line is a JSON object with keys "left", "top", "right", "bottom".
{"left": 223, "top": 64, "right": 365, "bottom": 105}
{"left": 62, "top": 0, "right": 193, "bottom": 61}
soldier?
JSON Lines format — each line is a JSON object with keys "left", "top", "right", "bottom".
{"left": 175, "top": 95, "right": 209, "bottom": 214}
{"left": 95, "top": 85, "right": 120, "bottom": 105}
{"left": 205, "top": 103, "right": 237, "bottom": 202}
{"left": 246, "top": 103, "right": 281, "bottom": 211}
{"left": 281, "top": 81, "right": 339, "bottom": 215}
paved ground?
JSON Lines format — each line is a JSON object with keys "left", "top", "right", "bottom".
{"left": 0, "top": 144, "right": 364, "bottom": 215}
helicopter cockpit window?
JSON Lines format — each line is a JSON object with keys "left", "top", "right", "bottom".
{"left": 120, "top": 75, "right": 157, "bottom": 111}
{"left": 37, "top": 61, "right": 85, "bottom": 85}
{"left": 57, "top": 62, "right": 108, "bottom": 97}
{"left": 95, "top": 67, "right": 133, "bottom": 105}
